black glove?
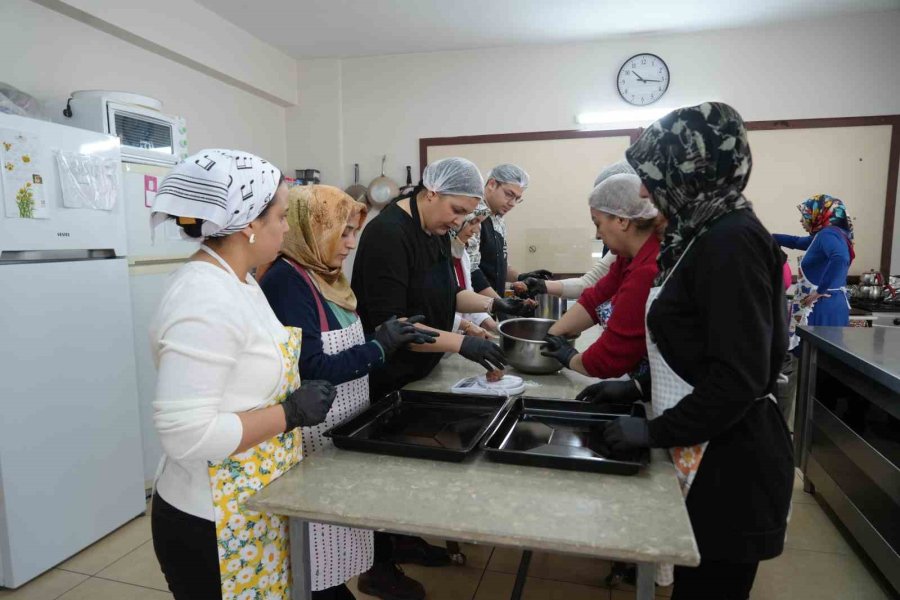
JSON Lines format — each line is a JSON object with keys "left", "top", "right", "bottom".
{"left": 575, "top": 379, "right": 643, "bottom": 404}
{"left": 540, "top": 334, "right": 578, "bottom": 368}
{"left": 522, "top": 277, "right": 547, "bottom": 297}
{"left": 517, "top": 269, "right": 553, "bottom": 282}
{"left": 602, "top": 416, "right": 652, "bottom": 452}
{"left": 459, "top": 336, "right": 507, "bottom": 371}
{"left": 374, "top": 315, "right": 438, "bottom": 355}
{"left": 491, "top": 297, "right": 534, "bottom": 316}
{"left": 282, "top": 380, "right": 337, "bottom": 430}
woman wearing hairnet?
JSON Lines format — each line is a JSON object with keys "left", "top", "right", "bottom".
{"left": 603, "top": 102, "right": 792, "bottom": 599}
{"left": 351, "top": 158, "right": 532, "bottom": 596}
{"left": 522, "top": 160, "right": 636, "bottom": 299}
{"left": 540, "top": 174, "right": 660, "bottom": 398}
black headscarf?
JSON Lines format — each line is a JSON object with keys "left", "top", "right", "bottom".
{"left": 625, "top": 102, "right": 753, "bottom": 284}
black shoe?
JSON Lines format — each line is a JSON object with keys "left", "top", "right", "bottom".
{"left": 392, "top": 535, "right": 452, "bottom": 567}
{"left": 357, "top": 562, "right": 425, "bottom": 600}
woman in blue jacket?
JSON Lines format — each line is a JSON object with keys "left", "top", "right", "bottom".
{"left": 774, "top": 195, "right": 854, "bottom": 346}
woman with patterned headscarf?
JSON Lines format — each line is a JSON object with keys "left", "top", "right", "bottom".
{"left": 450, "top": 207, "right": 496, "bottom": 337}
{"left": 259, "top": 185, "right": 437, "bottom": 600}
{"left": 148, "top": 150, "right": 338, "bottom": 599}
{"left": 774, "top": 194, "right": 854, "bottom": 336}
{"left": 601, "top": 104, "right": 793, "bottom": 599}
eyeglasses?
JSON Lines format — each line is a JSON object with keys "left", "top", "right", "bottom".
{"left": 499, "top": 185, "right": 523, "bottom": 204}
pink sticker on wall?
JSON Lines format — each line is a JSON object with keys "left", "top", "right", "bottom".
{"left": 144, "top": 175, "right": 158, "bottom": 208}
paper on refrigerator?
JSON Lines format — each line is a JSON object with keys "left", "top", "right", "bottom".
{"left": 1, "top": 129, "right": 49, "bottom": 219}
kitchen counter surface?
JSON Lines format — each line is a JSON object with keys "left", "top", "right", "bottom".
{"left": 798, "top": 326, "right": 900, "bottom": 394}
{"left": 404, "top": 325, "right": 604, "bottom": 399}
{"left": 247, "top": 445, "right": 698, "bottom": 566}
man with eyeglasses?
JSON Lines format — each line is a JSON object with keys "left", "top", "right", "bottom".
{"left": 468, "top": 164, "right": 553, "bottom": 302}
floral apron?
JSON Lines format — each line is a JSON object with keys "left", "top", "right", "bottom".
{"left": 200, "top": 245, "right": 304, "bottom": 600}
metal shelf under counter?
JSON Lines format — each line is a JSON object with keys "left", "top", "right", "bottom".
{"left": 795, "top": 326, "right": 900, "bottom": 595}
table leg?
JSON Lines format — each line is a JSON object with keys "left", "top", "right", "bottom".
{"left": 509, "top": 550, "right": 532, "bottom": 600}
{"left": 289, "top": 518, "right": 312, "bottom": 600}
{"left": 635, "top": 562, "right": 655, "bottom": 600}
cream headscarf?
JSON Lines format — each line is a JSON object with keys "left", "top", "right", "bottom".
{"left": 282, "top": 185, "right": 367, "bottom": 312}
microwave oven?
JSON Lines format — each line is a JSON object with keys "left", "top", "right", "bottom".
{"left": 60, "top": 91, "right": 188, "bottom": 166}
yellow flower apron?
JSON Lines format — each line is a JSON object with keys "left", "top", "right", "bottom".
{"left": 208, "top": 326, "right": 302, "bottom": 600}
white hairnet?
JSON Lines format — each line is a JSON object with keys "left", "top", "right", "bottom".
{"left": 423, "top": 157, "right": 485, "bottom": 199}
{"left": 487, "top": 163, "right": 529, "bottom": 188}
{"left": 588, "top": 174, "right": 658, "bottom": 220}
{"left": 593, "top": 160, "right": 637, "bottom": 188}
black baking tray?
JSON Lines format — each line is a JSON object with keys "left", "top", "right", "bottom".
{"left": 323, "top": 390, "right": 511, "bottom": 462}
{"left": 480, "top": 398, "right": 650, "bottom": 475}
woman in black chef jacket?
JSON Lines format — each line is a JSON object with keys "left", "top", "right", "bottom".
{"left": 603, "top": 102, "right": 793, "bottom": 600}
{"left": 351, "top": 156, "right": 531, "bottom": 398}
{"left": 350, "top": 157, "right": 531, "bottom": 594}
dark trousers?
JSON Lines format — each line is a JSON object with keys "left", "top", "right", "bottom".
{"left": 151, "top": 493, "right": 222, "bottom": 600}
{"left": 671, "top": 560, "right": 760, "bottom": 600}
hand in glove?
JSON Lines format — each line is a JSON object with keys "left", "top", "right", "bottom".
{"left": 491, "top": 297, "right": 535, "bottom": 317}
{"left": 523, "top": 277, "right": 547, "bottom": 297}
{"left": 575, "top": 379, "right": 643, "bottom": 404}
{"left": 517, "top": 269, "right": 553, "bottom": 282}
{"left": 602, "top": 416, "right": 652, "bottom": 452}
{"left": 459, "top": 336, "right": 507, "bottom": 371}
{"left": 282, "top": 380, "right": 337, "bottom": 430}
{"left": 374, "top": 315, "right": 438, "bottom": 355}
{"left": 540, "top": 334, "right": 578, "bottom": 368}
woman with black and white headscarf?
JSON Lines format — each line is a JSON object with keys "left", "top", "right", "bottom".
{"left": 148, "top": 149, "right": 338, "bottom": 600}
{"left": 602, "top": 104, "right": 793, "bottom": 599}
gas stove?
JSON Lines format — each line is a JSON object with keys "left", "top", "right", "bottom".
{"left": 850, "top": 298, "right": 900, "bottom": 327}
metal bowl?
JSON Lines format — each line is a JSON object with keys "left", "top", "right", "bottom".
{"left": 498, "top": 318, "right": 563, "bottom": 375}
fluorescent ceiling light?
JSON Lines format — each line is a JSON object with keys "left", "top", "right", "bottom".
{"left": 575, "top": 106, "right": 673, "bottom": 126}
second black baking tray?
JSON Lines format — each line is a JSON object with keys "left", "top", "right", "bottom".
{"left": 324, "top": 390, "right": 510, "bottom": 462}
{"left": 480, "top": 398, "right": 650, "bottom": 475}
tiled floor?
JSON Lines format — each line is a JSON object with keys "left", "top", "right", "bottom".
{"left": 2, "top": 472, "right": 896, "bottom": 600}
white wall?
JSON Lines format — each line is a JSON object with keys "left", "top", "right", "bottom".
{"left": 1, "top": 0, "right": 288, "bottom": 169}
{"left": 323, "top": 10, "right": 900, "bottom": 192}
{"left": 285, "top": 59, "right": 343, "bottom": 183}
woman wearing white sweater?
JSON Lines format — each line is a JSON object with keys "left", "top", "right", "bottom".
{"left": 148, "top": 149, "right": 339, "bottom": 600}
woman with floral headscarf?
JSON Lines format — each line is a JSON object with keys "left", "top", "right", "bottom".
{"left": 602, "top": 103, "right": 793, "bottom": 599}
{"left": 774, "top": 194, "right": 854, "bottom": 335}
{"left": 260, "top": 185, "right": 438, "bottom": 600}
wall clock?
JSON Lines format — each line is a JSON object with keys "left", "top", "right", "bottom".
{"left": 617, "top": 53, "right": 669, "bottom": 106}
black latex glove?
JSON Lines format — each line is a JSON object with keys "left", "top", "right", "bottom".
{"left": 523, "top": 277, "right": 547, "bottom": 297}
{"left": 282, "top": 380, "right": 337, "bottom": 430}
{"left": 540, "top": 334, "right": 578, "bottom": 368}
{"left": 459, "top": 336, "right": 507, "bottom": 371}
{"left": 575, "top": 379, "right": 643, "bottom": 404}
{"left": 374, "top": 315, "right": 439, "bottom": 355}
{"left": 603, "top": 416, "right": 652, "bottom": 452}
{"left": 517, "top": 269, "right": 553, "bottom": 282}
{"left": 491, "top": 297, "right": 534, "bottom": 316}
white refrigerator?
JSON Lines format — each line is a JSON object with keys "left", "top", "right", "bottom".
{"left": 120, "top": 161, "right": 198, "bottom": 486}
{"left": 0, "top": 113, "right": 145, "bottom": 587}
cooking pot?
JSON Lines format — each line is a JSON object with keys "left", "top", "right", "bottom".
{"left": 532, "top": 294, "right": 567, "bottom": 320}
{"left": 858, "top": 285, "right": 884, "bottom": 301}
{"left": 860, "top": 271, "right": 883, "bottom": 286}
{"left": 498, "top": 318, "right": 563, "bottom": 375}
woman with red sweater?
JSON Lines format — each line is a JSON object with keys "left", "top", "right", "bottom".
{"left": 543, "top": 173, "right": 659, "bottom": 389}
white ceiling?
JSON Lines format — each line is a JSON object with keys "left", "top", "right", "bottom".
{"left": 195, "top": 0, "right": 899, "bottom": 59}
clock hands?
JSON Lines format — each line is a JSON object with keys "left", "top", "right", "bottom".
{"left": 632, "top": 73, "right": 663, "bottom": 84}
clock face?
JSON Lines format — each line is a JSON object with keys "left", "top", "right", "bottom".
{"left": 617, "top": 53, "right": 669, "bottom": 106}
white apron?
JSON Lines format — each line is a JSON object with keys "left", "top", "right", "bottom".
{"left": 288, "top": 260, "right": 375, "bottom": 591}
{"left": 787, "top": 259, "right": 850, "bottom": 351}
